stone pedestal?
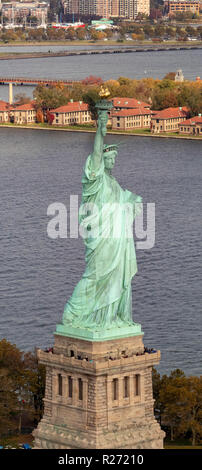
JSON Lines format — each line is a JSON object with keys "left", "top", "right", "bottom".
{"left": 33, "top": 333, "right": 165, "bottom": 449}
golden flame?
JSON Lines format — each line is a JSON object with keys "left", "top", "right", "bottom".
{"left": 99, "top": 86, "right": 110, "bottom": 98}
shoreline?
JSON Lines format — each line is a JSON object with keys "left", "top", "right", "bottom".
{"left": 0, "top": 123, "right": 201, "bottom": 140}
{"left": 0, "top": 39, "right": 202, "bottom": 47}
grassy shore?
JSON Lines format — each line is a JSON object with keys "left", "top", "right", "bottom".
{"left": 0, "top": 122, "right": 201, "bottom": 140}
{"left": 0, "top": 39, "right": 202, "bottom": 48}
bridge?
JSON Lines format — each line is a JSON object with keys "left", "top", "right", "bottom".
{"left": 0, "top": 77, "right": 75, "bottom": 86}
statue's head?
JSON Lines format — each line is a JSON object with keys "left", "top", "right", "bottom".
{"left": 103, "top": 144, "right": 118, "bottom": 170}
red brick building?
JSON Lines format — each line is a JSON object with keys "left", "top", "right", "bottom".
{"left": 111, "top": 107, "right": 153, "bottom": 130}
{"left": 10, "top": 101, "right": 37, "bottom": 124}
{"left": 50, "top": 101, "right": 92, "bottom": 126}
{"left": 151, "top": 107, "right": 189, "bottom": 133}
{"left": 111, "top": 97, "right": 151, "bottom": 111}
{"left": 179, "top": 115, "right": 202, "bottom": 136}
{"left": 0, "top": 100, "right": 10, "bottom": 123}
{"left": 167, "top": 0, "right": 200, "bottom": 14}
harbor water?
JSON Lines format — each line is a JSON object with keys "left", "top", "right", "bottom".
{"left": 0, "top": 128, "right": 201, "bottom": 376}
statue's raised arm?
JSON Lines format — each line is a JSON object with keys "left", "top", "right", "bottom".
{"left": 91, "top": 110, "right": 109, "bottom": 172}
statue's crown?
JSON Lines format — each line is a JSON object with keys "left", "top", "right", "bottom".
{"left": 103, "top": 144, "right": 118, "bottom": 154}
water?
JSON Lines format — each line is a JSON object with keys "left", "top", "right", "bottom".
{"left": 0, "top": 48, "right": 202, "bottom": 101}
{"left": 0, "top": 44, "right": 141, "bottom": 53}
{"left": 0, "top": 128, "right": 201, "bottom": 377}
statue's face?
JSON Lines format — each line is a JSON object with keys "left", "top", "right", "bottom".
{"left": 104, "top": 150, "right": 117, "bottom": 170}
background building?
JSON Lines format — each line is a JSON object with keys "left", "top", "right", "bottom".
{"left": 50, "top": 101, "right": 92, "bottom": 126}
{"left": 1, "top": 2, "right": 48, "bottom": 24}
{"left": 63, "top": 0, "right": 150, "bottom": 19}
{"left": 151, "top": 106, "right": 189, "bottom": 133}
{"left": 167, "top": 0, "right": 200, "bottom": 14}
{"left": 119, "top": 0, "right": 150, "bottom": 19}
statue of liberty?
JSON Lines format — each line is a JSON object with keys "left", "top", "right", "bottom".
{"left": 56, "top": 92, "right": 142, "bottom": 339}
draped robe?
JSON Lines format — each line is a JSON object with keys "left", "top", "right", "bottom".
{"left": 62, "top": 154, "right": 142, "bottom": 330}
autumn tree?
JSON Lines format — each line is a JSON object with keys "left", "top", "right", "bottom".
{"left": 82, "top": 88, "right": 100, "bottom": 121}
{"left": 0, "top": 339, "right": 45, "bottom": 436}
{"left": 159, "top": 369, "right": 186, "bottom": 441}
{"left": 14, "top": 93, "right": 32, "bottom": 105}
{"left": 89, "top": 29, "right": 106, "bottom": 41}
{"left": 36, "top": 108, "right": 44, "bottom": 123}
{"left": 34, "top": 84, "right": 70, "bottom": 112}
{"left": 0, "top": 339, "right": 23, "bottom": 435}
{"left": 69, "top": 82, "right": 85, "bottom": 102}
{"left": 104, "top": 28, "right": 113, "bottom": 39}
{"left": 177, "top": 85, "right": 202, "bottom": 116}
{"left": 163, "top": 72, "right": 176, "bottom": 81}
{"left": 152, "top": 367, "right": 162, "bottom": 409}
{"left": 104, "top": 79, "right": 120, "bottom": 96}
{"left": 65, "top": 28, "right": 77, "bottom": 41}
{"left": 27, "top": 28, "right": 46, "bottom": 42}
{"left": 47, "top": 110, "right": 55, "bottom": 125}
{"left": 152, "top": 79, "right": 178, "bottom": 110}
{"left": 177, "top": 376, "right": 202, "bottom": 446}
{"left": 76, "top": 28, "right": 86, "bottom": 41}
{"left": 81, "top": 76, "right": 103, "bottom": 86}
{"left": 159, "top": 370, "right": 202, "bottom": 445}
{"left": 1, "top": 30, "right": 18, "bottom": 43}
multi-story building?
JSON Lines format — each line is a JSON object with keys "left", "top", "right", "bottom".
{"left": 167, "top": 0, "right": 200, "bottom": 14}
{"left": 10, "top": 101, "right": 37, "bottom": 124}
{"left": 50, "top": 101, "right": 93, "bottom": 126}
{"left": 1, "top": 2, "right": 48, "bottom": 23}
{"left": 111, "top": 96, "right": 151, "bottom": 110}
{"left": 63, "top": 0, "right": 150, "bottom": 19}
{"left": 0, "top": 100, "right": 10, "bottom": 123}
{"left": 111, "top": 107, "right": 153, "bottom": 130}
{"left": 63, "top": 0, "right": 79, "bottom": 15}
{"left": 151, "top": 107, "right": 189, "bottom": 133}
{"left": 179, "top": 115, "right": 202, "bottom": 136}
{"left": 119, "top": 0, "right": 150, "bottom": 19}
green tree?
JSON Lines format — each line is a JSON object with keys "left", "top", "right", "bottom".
{"left": 0, "top": 339, "right": 45, "bottom": 437}
{"left": 152, "top": 87, "right": 178, "bottom": 110}
{"left": 159, "top": 369, "right": 186, "bottom": 441}
{"left": 177, "top": 376, "right": 202, "bottom": 446}
{"left": 152, "top": 367, "right": 162, "bottom": 409}
{"left": 82, "top": 88, "right": 100, "bottom": 121}
{"left": 34, "top": 84, "right": 70, "bottom": 111}
{"left": 177, "top": 86, "right": 202, "bottom": 116}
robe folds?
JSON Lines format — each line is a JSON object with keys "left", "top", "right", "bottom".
{"left": 62, "top": 154, "right": 142, "bottom": 329}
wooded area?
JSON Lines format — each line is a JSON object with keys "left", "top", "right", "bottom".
{"left": 29, "top": 76, "right": 202, "bottom": 120}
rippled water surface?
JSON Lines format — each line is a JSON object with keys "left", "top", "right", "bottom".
{"left": 0, "top": 48, "right": 202, "bottom": 102}
{"left": 0, "top": 129, "right": 201, "bottom": 376}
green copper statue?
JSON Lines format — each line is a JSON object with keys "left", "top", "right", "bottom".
{"left": 56, "top": 92, "right": 142, "bottom": 340}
